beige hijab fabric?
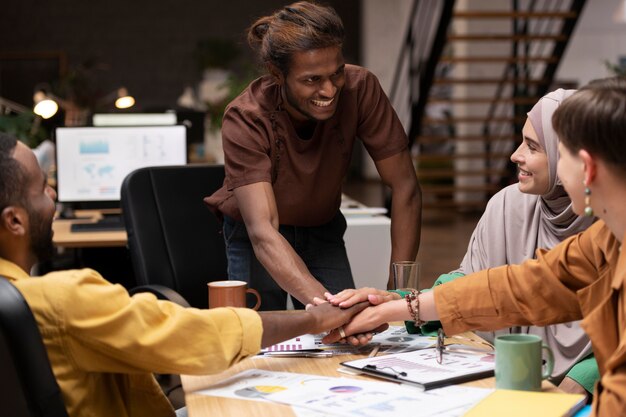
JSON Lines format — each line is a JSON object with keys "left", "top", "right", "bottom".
{"left": 455, "top": 89, "right": 596, "bottom": 380}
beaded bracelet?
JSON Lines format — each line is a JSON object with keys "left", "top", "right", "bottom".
{"left": 404, "top": 289, "right": 425, "bottom": 326}
{"left": 405, "top": 291, "right": 416, "bottom": 320}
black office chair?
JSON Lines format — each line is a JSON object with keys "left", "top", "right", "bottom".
{"left": 0, "top": 277, "right": 69, "bottom": 417}
{"left": 121, "top": 164, "right": 228, "bottom": 308}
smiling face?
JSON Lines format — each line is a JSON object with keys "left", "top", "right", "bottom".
{"left": 510, "top": 119, "right": 550, "bottom": 195}
{"left": 278, "top": 46, "right": 345, "bottom": 124}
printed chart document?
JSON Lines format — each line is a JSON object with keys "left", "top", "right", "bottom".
{"left": 195, "top": 369, "right": 336, "bottom": 402}
{"left": 260, "top": 326, "right": 435, "bottom": 357}
{"left": 195, "top": 368, "right": 492, "bottom": 417}
{"left": 260, "top": 334, "right": 366, "bottom": 357}
{"left": 341, "top": 347, "right": 494, "bottom": 390}
{"left": 370, "top": 325, "right": 436, "bottom": 354}
{"left": 267, "top": 375, "right": 492, "bottom": 417}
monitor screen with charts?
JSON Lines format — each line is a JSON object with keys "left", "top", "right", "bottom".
{"left": 55, "top": 125, "right": 187, "bottom": 204}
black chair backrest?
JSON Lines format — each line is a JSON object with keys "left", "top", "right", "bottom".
{"left": 0, "top": 278, "right": 69, "bottom": 417}
{"left": 121, "top": 164, "right": 228, "bottom": 308}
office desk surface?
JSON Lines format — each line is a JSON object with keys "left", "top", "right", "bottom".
{"left": 181, "top": 333, "right": 558, "bottom": 417}
{"left": 52, "top": 210, "right": 127, "bottom": 248}
{"left": 182, "top": 353, "right": 393, "bottom": 417}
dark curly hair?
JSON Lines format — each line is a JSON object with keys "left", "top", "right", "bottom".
{"left": 247, "top": 1, "right": 344, "bottom": 75}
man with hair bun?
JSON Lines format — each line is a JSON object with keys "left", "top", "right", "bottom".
{"left": 205, "top": 1, "right": 422, "bottom": 311}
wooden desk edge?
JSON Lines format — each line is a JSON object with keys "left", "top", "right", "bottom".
{"left": 52, "top": 210, "right": 127, "bottom": 248}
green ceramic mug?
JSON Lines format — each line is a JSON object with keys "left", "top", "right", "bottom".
{"left": 495, "top": 334, "right": 554, "bottom": 391}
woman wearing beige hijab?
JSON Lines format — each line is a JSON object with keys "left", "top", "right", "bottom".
{"left": 325, "top": 89, "right": 597, "bottom": 396}
{"left": 447, "top": 88, "right": 597, "bottom": 395}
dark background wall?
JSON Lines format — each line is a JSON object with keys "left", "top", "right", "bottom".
{"left": 0, "top": 0, "right": 361, "bottom": 111}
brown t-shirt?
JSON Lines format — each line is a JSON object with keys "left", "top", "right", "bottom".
{"left": 205, "top": 64, "right": 408, "bottom": 226}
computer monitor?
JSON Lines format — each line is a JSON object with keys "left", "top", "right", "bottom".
{"left": 92, "top": 112, "right": 178, "bottom": 127}
{"left": 92, "top": 111, "right": 204, "bottom": 152}
{"left": 55, "top": 125, "right": 187, "bottom": 207}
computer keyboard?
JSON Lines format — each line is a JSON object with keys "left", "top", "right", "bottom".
{"left": 70, "top": 216, "right": 125, "bottom": 232}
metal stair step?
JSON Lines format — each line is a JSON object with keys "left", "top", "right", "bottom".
{"left": 447, "top": 34, "right": 568, "bottom": 41}
{"left": 421, "top": 184, "right": 502, "bottom": 194}
{"left": 417, "top": 168, "right": 509, "bottom": 179}
{"left": 427, "top": 97, "right": 539, "bottom": 105}
{"left": 422, "top": 200, "right": 488, "bottom": 210}
{"left": 439, "top": 56, "right": 558, "bottom": 63}
{"left": 415, "top": 152, "right": 511, "bottom": 161}
{"left": 453, "top": 11, "right": 578, "bottom": 19}
{"left": 422, "top": 115, "right": 527, "bottom": 124}
{"left": 417, "top": 134, "right": 518, "bottom": 143}
{"left": 434, "top": 78, "right": 550, "bottom": 85}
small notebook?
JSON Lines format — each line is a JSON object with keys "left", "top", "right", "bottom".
{"left": 341, "top": 346, "right": 494, "bottom": 390}
{"left": 464, "top": 389, "right": 587, "bottom": 417}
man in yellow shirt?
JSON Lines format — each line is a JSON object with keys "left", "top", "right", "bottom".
{"left": 0, "top": 132, "right": 368, "bottom": 417}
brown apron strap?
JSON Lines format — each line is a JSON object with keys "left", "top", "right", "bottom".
{"left": 269, "top": 112, "right": 282, "bottom": 184}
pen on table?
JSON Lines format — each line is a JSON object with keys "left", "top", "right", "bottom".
{"left": 263, "top": 351, "right": 333, "bottom": 358}
{"left": 368, "top": 344, "right": 380, "bottom": 358}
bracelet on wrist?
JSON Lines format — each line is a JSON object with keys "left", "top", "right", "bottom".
{"left": 404, "top": 289, "right": 425, "bottom": 326}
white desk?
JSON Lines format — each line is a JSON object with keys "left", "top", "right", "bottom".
{"left": 341, "top": 197, "right": 391, "bottom": 290}
{"left": 343, "top": 213, "right": 391, "bottom": 289}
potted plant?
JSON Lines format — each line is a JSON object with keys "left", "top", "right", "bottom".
{"left": 179, "top": 38, "right": 260, "bottom": 163}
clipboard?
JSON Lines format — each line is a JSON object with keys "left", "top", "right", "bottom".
{"left": 340, "top": 346, "right": 495, "bottom": 391}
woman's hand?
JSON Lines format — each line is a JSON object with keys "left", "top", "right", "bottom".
{"left": 322, "top": 304, "right": 387, "bottom": 344}
{"left": 309, "top": 295, "right": 385, "bottom": 346}
{"left": 324, "top": 291, "right": 439, "bottom": 345}
{"left": 325, "top": 287, "right": 401, "bottom": 308}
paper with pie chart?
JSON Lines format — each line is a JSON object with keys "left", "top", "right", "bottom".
{"left": 195, "top": 369, "right": 338, "bottom": 402}
{"left": 195, "top": 368, "right": 491, "bottom": 416}
{"left": 267, "top": 376, "right": 492, "bottom": 417}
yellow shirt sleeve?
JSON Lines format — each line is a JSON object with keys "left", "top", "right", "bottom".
{"left": 24, "top": 268, "right": 262, "bottom": 375}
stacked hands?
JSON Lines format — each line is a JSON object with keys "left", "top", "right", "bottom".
{"left": 309, "top": 288, "right": 403, "bottom": 345}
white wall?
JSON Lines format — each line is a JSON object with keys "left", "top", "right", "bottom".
{"left": 361, "top": 0, "right": 413, "bottom": 91}
{"left": 557, "top": 0, "right": 626, "bottom": 85}
{"left": 360, "top": 0, "right": 413, "bottom": 179}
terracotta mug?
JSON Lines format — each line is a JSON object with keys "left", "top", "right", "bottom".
{"left": 208, "top": 280, "right": 261, "bottom": 310}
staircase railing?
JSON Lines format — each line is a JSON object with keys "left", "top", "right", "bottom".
{"left": 482, "top": 0, "right": 587, "bottom": 189}
{"left": 388, "top": 0, "right": 586, "bottom": 210}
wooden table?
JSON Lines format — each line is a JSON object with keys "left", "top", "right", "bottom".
{"left": 181, "top": 333, "right": 558, "bottom": 416}
{"left": 52, "top": 210, "right": 127, "bottom": 248}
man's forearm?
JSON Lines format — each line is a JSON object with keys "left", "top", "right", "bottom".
{"left": 251, "top": 229, "right": 327, "bottom": 305}
{"left": 259, "top": 311, "right": 315, "bottom": 347}
{"left": 388, "top": 184, "right": 422, "bottom": 287}
{"left": 261, "top": 301, "right": 370, "bottom": 348}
